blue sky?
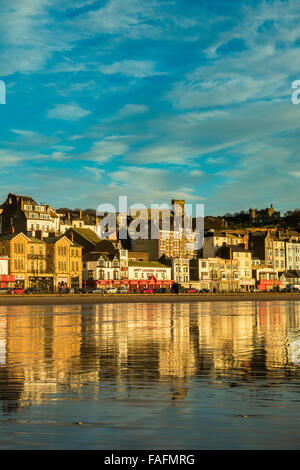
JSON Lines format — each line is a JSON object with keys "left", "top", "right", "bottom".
{"left": 1, "top": 0, "right": 300, "bottom": 215}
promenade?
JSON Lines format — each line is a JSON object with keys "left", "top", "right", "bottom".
{"left": 1, "top": 292, "right": 300, "bottom": 306}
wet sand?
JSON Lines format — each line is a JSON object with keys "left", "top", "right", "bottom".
{"left": 1, "top": 292, "right": 300, "bottom": 305}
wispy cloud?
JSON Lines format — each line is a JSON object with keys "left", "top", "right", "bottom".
{"left": 47, "top": 103, "right": 91, "bottom": 121}
{"left": 99, "top": 60, "right": 166, "bottom": 78}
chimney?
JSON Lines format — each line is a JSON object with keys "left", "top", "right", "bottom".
{"left": 36, "top": 230, "right": 43, "bottom": 240}
{"left": 80, "top": 209, "right": 82, "bottom": 219}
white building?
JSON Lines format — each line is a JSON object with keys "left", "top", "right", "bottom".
{"left": 203, "top": 231, "right": 244, "bottom": 258}
{"left": 286, "top": 242, "right": 300, "bottom": 270}
{"left": 171, "top": 258, "right": 190, "bottom": 283}
{"left": 82, "top": 253, "right": 121, "bottom": 282}
{"left": 128, "top": 261, "right": 171, "bottom": 282}
{"left": 0, "top": 257, "right": 9, "bottom": 276}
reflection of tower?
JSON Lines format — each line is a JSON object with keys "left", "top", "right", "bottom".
{"left": 169, "top": 382, "right": 188, "bottom": 403}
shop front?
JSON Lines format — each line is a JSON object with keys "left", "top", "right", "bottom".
{"left": 257, "top": 279, "right": 281, "bottom": 291}
{"left": 57, "top": 277, "right": 68, "bottom": 292}
{"left": 0, "top": 275, "right": 15, "bottom": 288}
{"left": 29, "top": 276, "right": 54, "bottom": 293}
{"left": 71, "top": 276, "right": 80, "bottom": 290}
{"left": 239, "top": 279, "right": 256, "bottom": 292}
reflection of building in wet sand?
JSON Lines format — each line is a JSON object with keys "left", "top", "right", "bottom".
{"left": 196, "top": 303, "right": 256, "bottom": 375}
{"left": 0, "top": 306, "right": 100, "bottom": 407}
{"left": 0, "top": 301, "right": 300, "bottom": 409}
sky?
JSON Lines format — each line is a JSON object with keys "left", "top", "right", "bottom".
{"left": 1, "top": 0, "right": 300, "bottom": 216}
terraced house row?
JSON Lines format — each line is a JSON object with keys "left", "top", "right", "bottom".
{"left": 0, "top": 231, "right": 82, "bottom": 291}
{"left": 2, "top": 192, "right": 300, "bottom": 293}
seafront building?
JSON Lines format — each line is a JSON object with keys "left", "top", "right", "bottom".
{"left": 0, "top": 231, "right": 82, "bottom": 291}
{"left": 2, "top": 192, "right": 300, "bottom": 292}
{"left": 0, "top": 193, "right": 60, "bottom": 238}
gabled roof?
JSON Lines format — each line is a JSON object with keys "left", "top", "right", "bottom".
{"left": 280, "top": 270, "right": 300, "bottom": 278}
{"left": 83, "top": 252, "right": 117, "bottom": 262}
{"left": 44, "top": 235, "right": 72, "bottom": 245}
{"left": 0, "top": 232, "right": 30, "bottom": 242}
{"left": 67, "top": 227, "right": 101, "bottom": 245}
{"left": 93, "top": 239, "right": 117, "bottom": 254}
{"left": 228, "top": 244, "right": 251, "bottom": 253}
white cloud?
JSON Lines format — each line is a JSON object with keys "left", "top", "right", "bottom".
{"left": 99, "top": 59, "right": 166, "bottom": 78}
{"left": 47, "top": 103, "right": 91, "bottom": 121}
{"left": 81, "top": 138, "right": 129, "bottom": 162}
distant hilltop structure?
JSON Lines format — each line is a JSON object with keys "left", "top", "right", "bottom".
{"left": 249, "top": 204, "right": 281, "bottom": 226}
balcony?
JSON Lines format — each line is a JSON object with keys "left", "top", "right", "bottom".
{"left": 27, "top": 254, "right": 47, "bottom": 259}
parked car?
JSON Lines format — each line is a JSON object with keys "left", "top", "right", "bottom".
{"left": 9, "top": 288, "right": 25, "bottom": 295}
{"left": 283, "top": 287, "right": 300, "bottom": 293}
{"left": 105, "top": 287, "right": 118, "bottom": 294}
{"left": 0, "top": 288, "right": 9, "bottom": 295}
{"left": 117, "top": 287, "right": 129, "bottom": 294}
{"left": 141, "top": 288, "right": 154, "bottom": 294}
{"left": 199, "top": 288, "right": 210, "bottom": 293}
{"left": 89, "top": 288, "right": 103, "bottom": 294}
{"left": 74, "top": 288, "right": 88, "bottom": 294}
{"left": 59, "top": 287, "right": 72, "bottom": 294}
{"left": 185, "top": 288, "right": 199, "bottom": 294}
{"left": 25, "top": 287, "right": 38, "bottom": 294}
{"left": 155, "top": 288, "right": 167, "bottom": 294}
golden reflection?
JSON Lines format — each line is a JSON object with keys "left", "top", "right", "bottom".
{"left": 0, "top": 301, "right": 299, "bottom": 409}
